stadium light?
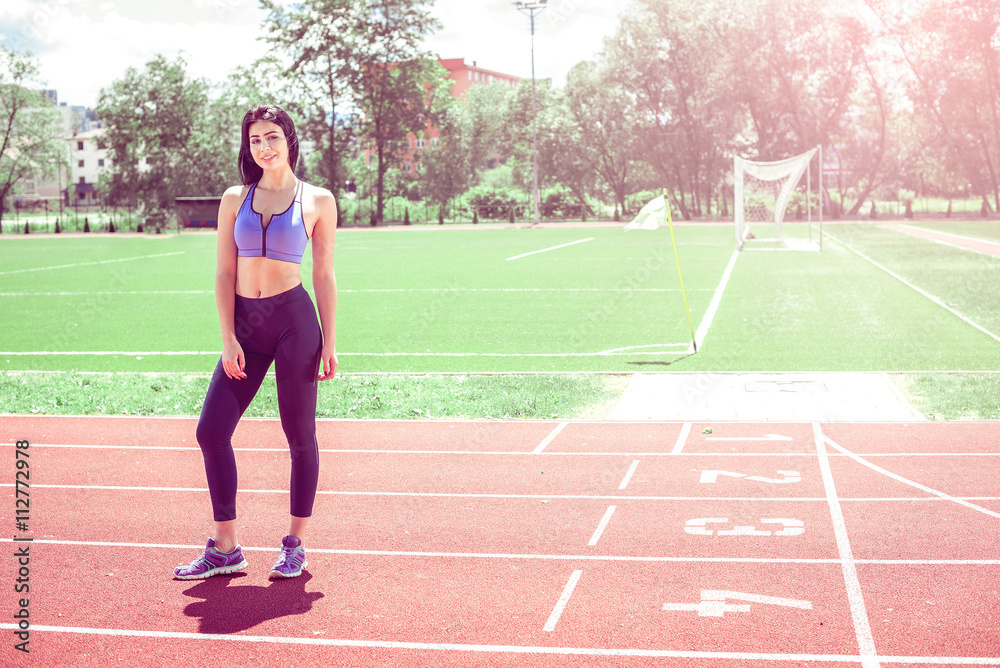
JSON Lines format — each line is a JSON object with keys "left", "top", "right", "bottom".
{"left": 513, "top": 0, "right": 547, "bottom": 227}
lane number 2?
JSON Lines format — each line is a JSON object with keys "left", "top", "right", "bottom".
{"left": 663, "top": 590, "right": 813, "bottom": 617}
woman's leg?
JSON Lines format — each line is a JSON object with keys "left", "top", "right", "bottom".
{"left": 273, "top": 293, "right": 323, "bottom": 531}
{"left": 195, "top": 351, "right": 273, "bottom": 536}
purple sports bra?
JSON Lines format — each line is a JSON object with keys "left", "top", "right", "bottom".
{"left": 234, "top": 180, "right": 308, "bottom": 263}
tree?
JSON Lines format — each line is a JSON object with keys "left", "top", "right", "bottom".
{"left": 263, "top": 0, "right": 444, "bottom": 224}
{"left": 564, "top": 60, "right": 642, "bottom": 214}
{"left": 609, "top": 0, "right": 739, "bottom": 218}
{"left": 259, "top": 0, "right": 356, "bottom": 193}
{"left": 354, "top": 24, "right": 451, "bottom": 222}
{"left": 453, "top": 81, "right": 515, "bottom": 181}
{"left": 723, "top": 0, "right": 874, "bottom": 215}
{"left": 417, "top": 99, "right": 471, "bottom": 209}
{"left": 534, "top": 84, "right": 596, "bottom": 213}
{"left": 0, "top": 47, "right": 65, "bottom": 232}
{"left": 97, "top": 54, "right": 234, "bottom": 229}
{"left": 866, "top": 0, "right": 1000, "bottom": 211}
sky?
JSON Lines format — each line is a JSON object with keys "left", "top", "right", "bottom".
{"left": 0, "top": 0, "right": 634, "bottom": 109}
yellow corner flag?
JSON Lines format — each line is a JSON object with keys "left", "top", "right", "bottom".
{"left": 624, "top": 190, "right": 698, "bottom": 353}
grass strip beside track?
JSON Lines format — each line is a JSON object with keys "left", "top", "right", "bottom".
{"left": 0, "top": 371, "right": 629, "bottom": 420}
{"left": 2, "top": 370, "right": 998, "bottom": 420}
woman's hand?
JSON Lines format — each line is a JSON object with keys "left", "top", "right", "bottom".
{"left": 318, "top": 343, "right": 338, "bottom": 381}
{"left": 222, "top": 336, "right": 247, "bottom": 380}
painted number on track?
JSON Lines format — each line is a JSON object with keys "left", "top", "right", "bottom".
{"left": 699, "top": 470, "right": 801, "bottom": 484}
{"left": 663, "top": 590, "right": 813, "bottom": 618}
{"left": 684, "top": 518, "right": 804, "bottom": 536}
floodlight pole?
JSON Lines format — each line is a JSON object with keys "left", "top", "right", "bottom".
{"left": 514, "top": 0, "right": 547, "bottom": 227}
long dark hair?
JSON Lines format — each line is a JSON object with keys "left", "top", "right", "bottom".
{"left": 238, "top": 104, "right": 300, "bottom": 186}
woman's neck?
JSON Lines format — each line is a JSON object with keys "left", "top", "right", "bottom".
{"left": 257, "top": 167, "right": 297, "bottom": 191}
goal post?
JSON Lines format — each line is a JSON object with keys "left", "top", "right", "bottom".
{"left": 734, "top": 145, "right": 823, "bottom": 251}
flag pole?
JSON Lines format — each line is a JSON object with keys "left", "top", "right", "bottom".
{"left": 664, "top": 189, "right": 697, "bottom": 353}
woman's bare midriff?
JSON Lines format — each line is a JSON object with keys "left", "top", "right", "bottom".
{"left": 235, "top": 256, "right": 302, "bottom": 298}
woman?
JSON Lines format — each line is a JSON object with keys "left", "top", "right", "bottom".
{"left": 174, "top": 104, "right": 338, "bottom": 580}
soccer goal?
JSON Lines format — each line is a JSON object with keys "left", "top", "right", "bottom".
{"left": 734, "top": 146, "right": 822, "bottom": 251}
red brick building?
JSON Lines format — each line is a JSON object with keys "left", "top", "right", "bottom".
{"left": 394, "top": 58, "right": 522, "bottom": 176}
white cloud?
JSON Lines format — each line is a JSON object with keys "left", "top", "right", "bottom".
{"left": 6, "top": 0, "right": 633, "bottom": 108}
{"left": 12, "top": 0, "right": 271, "bottom": 106}
{"left": 426, "top": 0, "right": 631, "bottom": 85}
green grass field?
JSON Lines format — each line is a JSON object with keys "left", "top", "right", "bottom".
{"left": 1, "top": 220, "right": 998, "bottom": 417}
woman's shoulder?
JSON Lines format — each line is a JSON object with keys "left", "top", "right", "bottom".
{"left": 223, "top": 183, "right": 250, "bottom": 200}
{"left": 300, "top": 181, "right": 337, "bottom": 215}
{"left": 300, "top": 180, "right": 335, "bottom": 202}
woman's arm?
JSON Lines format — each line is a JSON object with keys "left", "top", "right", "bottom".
{"left": 215, "top": 186, "right": 246, "bottom": 380}
{"left": 311, "top": 187, "right": 339, "bottom": 380}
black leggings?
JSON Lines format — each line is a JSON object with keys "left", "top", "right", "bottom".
{"left": 196, "top": 283, "right": 322, "bottom": 522}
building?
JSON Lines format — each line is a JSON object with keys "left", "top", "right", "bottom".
{"left": 438, "top": 58, "right": 521, "bottom": 98}
{"left": 14, "top": 90, "right": 105, "bottom": 211}
{"left": 389, "top": 58, "right": 521, "bottom": 177}
{"left": 64, "top": 127, "right": 110, "bottom": 208}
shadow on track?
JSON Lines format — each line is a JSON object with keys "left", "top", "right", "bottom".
{"left": 181, "top": 571, "right": 324, "bottom": 634}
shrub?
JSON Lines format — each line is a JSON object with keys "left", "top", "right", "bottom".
{"left": 464, "top": 185, "right": 521, "bottom": 220}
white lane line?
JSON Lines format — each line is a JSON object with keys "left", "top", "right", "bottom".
{"left": 3, "top": 539, "right": 1000, "bottom": 567}
{"left": 533, "top": 422, "right": 567, "bottom": 454}
{"left": 15, "top": 444, "right": 1000, "bottom": 458}
{"left": 693, "top": 248, "right": 739, "bottom": 350}
{"left": 506, "top": 237, "right": 594, "bottom": 262}
{"left": 0, "top": 351, "right": 219, "bottom": 356}
{"left": 824, "top": 436, "right": 1000, "bottom": 519}
{"left": 707, "top": 434, "right": 794, "bottom": 442}
{"left": 587, "top": 506, "right": 616, "bottom": 546}
{"left": 0, "top": 290, "right": 212, "bottom": 296}
{"left": 828, "top": 232, "right": 1000, "bottom": 344}
{"left": 0, "top": 251, "right": 186, "bottom": 276}
{"left": 340, "top": 350, "right": 692, "bottom": 358}
{"left": 0, "top": 444, "right": 819, "bottom": 456}
{"left": 618, "top": 460, "right": 640, "bottom": 490}
{"left": 7, "top": 484, "right": 998, "bottom": 504}
{"left": 0, "top": 288, "right": 715, "bottom": 296}
{"left": 671, "top": 423, "right": 691, "bottom": 454}
{"left": 814, "top": 423, "right": 880, "bottom": 668}
{"left": 4, "top": 625, "right": 999, "bottom": 664}
{"left": 0, "top": 350, "right": 693, "bottom": 358}
{"left": 543, "top": 570, "right": 583, "bottom": 632}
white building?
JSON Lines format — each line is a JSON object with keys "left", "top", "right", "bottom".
{"left": 64, "top": 127, "right": 110, "bottom": 208}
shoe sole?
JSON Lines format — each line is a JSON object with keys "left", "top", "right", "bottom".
{"left": 174, "top": 559, "right": 248, "bottom": 580}
{"left": 269, "top": 559, "right": 308, "bottom": 579}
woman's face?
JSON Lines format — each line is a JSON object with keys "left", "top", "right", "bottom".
{"left": 248, "top": 120, "right": 290, "bottom": 172}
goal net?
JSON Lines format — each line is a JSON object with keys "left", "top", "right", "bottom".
{"left": 734, "top": 146, "right": 822, "bottom": 251}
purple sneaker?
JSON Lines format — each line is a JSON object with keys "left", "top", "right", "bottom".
{"left": 173, "top": 539, "right": 248, "bottom": 580}
{"left": 269, "top": 535, "right": 308, "bottom": 578}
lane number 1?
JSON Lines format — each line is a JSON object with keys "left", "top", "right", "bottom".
{"left": 699, "top": 470, "right": 801, "bottom": 484}
{"left": 684, "top": 518, "right": 804, "bottom": 536}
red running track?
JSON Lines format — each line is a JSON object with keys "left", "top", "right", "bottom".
{"left": 1, "top": 416, "right": 999, "bottom": 667}
{"left": 883, "top": 224, "right": 1000, "bottom": 259}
